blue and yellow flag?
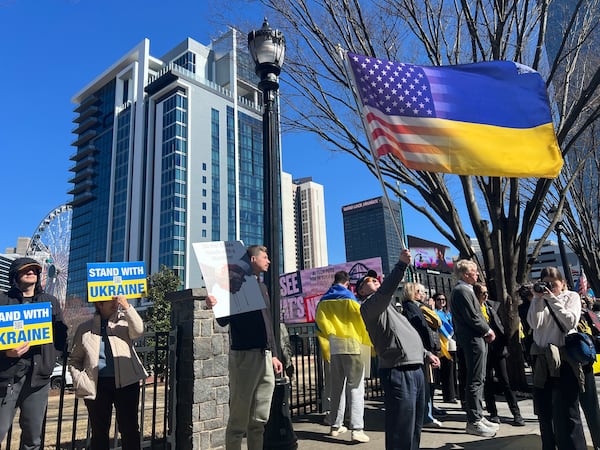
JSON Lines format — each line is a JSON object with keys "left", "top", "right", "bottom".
{"left": 347, "top": 53, "right": 563, "bottom": 178}
{"left": 315, "top": 298, "right": 372, "bottom": 362}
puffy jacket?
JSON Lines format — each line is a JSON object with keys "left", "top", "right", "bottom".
{"left": 69, "top": 306, "right": 148, "bottom": 399}
{"left": 0, "top": 257, "right": 68, "bottom": 388}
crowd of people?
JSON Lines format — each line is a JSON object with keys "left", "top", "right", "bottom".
{"left": 3, "top": 246, "right": 600, "bottom": 450}
{"left": 315, "top": 252, "right": 600, "bottom": 450}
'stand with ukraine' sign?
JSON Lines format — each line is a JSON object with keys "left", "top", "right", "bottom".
{"left": 0, "top": 302, "right": 53, "bottom": 350}
{"left": 87, "top": 262, "right": 147, "bottom": 302}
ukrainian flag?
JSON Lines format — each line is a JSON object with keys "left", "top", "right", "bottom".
{"left": 315, "top": 298, "right": 372, "bottom": 362}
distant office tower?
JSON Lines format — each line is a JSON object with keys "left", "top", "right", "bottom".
{"left": 343, "top": 197, "right": 401, "bottom": 275}
{"left": 470, "top": 237, "right": 579, "bottom": 281}
{"left": 292, "top": 177, "right": 328, "bottom": 270}
{"left": 4, "top": 237, "right": 31, "bottom": 256}
{"left": 67, "top": 30, "right": 281, "bottom": 302}
{"left": 0, "top": 254, "right": 20, "bottom": 292}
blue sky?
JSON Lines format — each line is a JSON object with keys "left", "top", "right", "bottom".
{"left": 0, "top": 0, "right": 453, "bottom": 265}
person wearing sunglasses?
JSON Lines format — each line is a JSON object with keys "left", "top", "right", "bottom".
{"left": 473, "top": 282, "right": 525, "bottom": 427}
{"left": 0, "top": 258, "right": 68, "bottom": 450}
{"left": 358, "top": 249, "right": 440, "bottom": 450}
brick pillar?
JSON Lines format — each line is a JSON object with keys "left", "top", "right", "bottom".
{"left": 168, "top": 288, "right": 229, "bottom": 449}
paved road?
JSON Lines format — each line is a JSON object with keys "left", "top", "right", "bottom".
{"left": 291, "top": 391, "right": 597, "bottom": 450}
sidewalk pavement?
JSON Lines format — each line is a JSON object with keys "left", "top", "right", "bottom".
{"left": 291, "top": 392, "right": 596, "bottom": 449}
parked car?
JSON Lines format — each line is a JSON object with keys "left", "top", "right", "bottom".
{"left": 51, "top": 363, "right": 73, "bottom": 389}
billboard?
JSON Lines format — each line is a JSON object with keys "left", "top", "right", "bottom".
{"left": 279, "top": 257, "right": 383, "bottom": 324}
{"left": 407, "top": 235, "right": 454, "bottom": 273}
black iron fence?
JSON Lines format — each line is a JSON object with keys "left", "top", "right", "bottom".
{"left": 1, "top": 330, "right": 176, "bottom": 450}
{"left": 3, "top": 322, "right": 384, "bottom": 448}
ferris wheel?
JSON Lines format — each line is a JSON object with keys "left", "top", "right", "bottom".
{"left": 26, "top": 204, "right": 72, "bottom": 306}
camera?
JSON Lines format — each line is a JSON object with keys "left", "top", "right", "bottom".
{"left": 533, "top": 281, "right": 554, "bottom": 293}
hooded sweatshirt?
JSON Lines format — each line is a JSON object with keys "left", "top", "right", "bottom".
{"left": 0, "top": 257, "right": 68, "bottom": 387}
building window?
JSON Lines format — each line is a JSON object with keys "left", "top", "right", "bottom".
{"left": 159, "top": 90, "right": 188, "bottom": 282}
{"left": 173, "top": 51, "right": 196, "bottom": 73}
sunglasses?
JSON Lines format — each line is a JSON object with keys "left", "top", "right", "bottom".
{"left": 363, "top": 277, "right": 378, "bottom": 284}
{"left": 481, "top": 292, "right": 489, "bottom": 296}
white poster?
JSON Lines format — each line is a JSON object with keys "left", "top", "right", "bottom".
{"left": 192, "top": 240, "right": 266, "bottom": 318}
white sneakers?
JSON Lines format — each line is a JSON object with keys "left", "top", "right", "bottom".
{"left": 466, "top": 420, "right": 497, "bottom": 437}
{"left": 329, "top": 425, "right": 348, "bottom": 437}
{"left": 351, "top": 430, "right": 370, "bottom": 443}
{"left": 329, "top": 426, "right": 370, "bottom": 443}
{"left": 480, "top": 416, "right": 500, "bottom": 431}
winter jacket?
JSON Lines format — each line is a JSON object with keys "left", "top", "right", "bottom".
{"left": 69, "top": 306, "right": 148, "bottom": 399}
{"left": 0, "top": 257, "right": 68, "bottom": 388}
{"left": 360, "top": 261, "right": 428, "bottom": 369}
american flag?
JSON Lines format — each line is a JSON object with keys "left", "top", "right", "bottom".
{"left": 349, "top": 56, "right": 437, "bottom": 119}
{"left": 346, "top": 52, "right": 563, "bottom": 178}
{"left": 347, "top": 52, "right": 452, "bottom": 172}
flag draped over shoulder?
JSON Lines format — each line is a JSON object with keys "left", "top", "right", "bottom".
{"left": 346, "top": 52, "right": 563, "bottom": 178}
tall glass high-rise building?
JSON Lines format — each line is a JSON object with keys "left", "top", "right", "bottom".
{"left": 342, "top": 197, "right": 401, "bottom": 275}
{"left": 67, "top": 30, "right": 272, "bottom": 301}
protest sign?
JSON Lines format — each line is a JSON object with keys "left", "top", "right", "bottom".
{"left": 87, "top": 261, "right": 147, "bottom": 302}
{"left": 193, "top": 240, "right": 266, "bottom": 318}
{"left": 280, "top": 257, "right": 383, "bottom": 324}
{"left": 0, "top": 302, "right": 53, "bottom": 350}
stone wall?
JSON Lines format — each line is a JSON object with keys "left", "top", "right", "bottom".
{"left": 168, "top": 288, "right": 229, "bottom": 449}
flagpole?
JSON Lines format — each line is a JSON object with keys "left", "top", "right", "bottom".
{"left": 338, "top": 46, "right": 407, "bottom": 251}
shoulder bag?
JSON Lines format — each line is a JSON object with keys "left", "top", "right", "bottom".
{"left": 545, "top": 299, "right": 596, "bottom": 364}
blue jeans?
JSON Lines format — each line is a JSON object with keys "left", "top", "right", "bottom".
{"left": 0, "top": 373, "right": 49, "bottom": 450}
{"left": 329, "top": 353, "right": 365, "bottom": 430}
{"left": 379, "top": 365, "right": 425, "bottom": 450}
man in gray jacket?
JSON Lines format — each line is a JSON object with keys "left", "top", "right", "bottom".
{"left": 450, "top": 259, "right": 498, "bottom": 437}
{"left": 359, "top": 249, "right": 439, "bottom": 450}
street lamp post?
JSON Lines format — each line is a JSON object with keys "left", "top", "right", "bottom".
{"left": 548, "top": 205, "right": 575, "bottom": 290}
{"left": 248, "top": 19, "right": 297, "bottom": 450}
